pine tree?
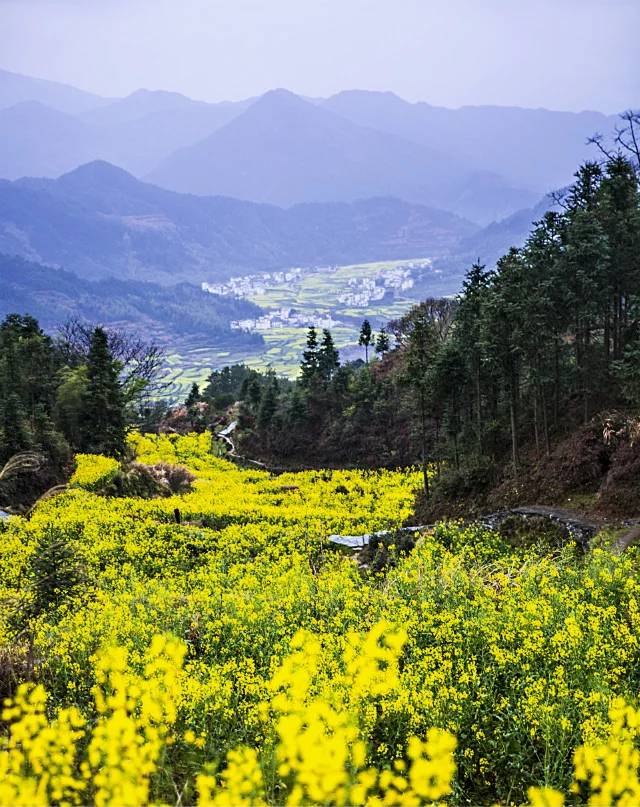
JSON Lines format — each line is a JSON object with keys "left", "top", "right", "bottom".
{"left": 427, "top": 340, "right": 467, "bottom": 470}
{"left": 405, "top": 313, "right": 438, "bottom": 496}
{"left": 358, "top": 320, "right": 373, "bottom": 363}
{"left": 286, "top": 388, "right": 308, "bottom": 426}
{"left": 318, "top": 329, "right": 340, "bottom": 382}
{"left": 0, "top": 348, "right": 32, "bottom": 462}
{"left": 247, "top": 379, "right": 262, "bottom": 408}
{"left": 0, "top": 314, "right": 61, "bottom": 463}
{"left": 257, "top": 380, "right": 278, "bottom": 431}
{"left": 375, "top": 328, "right": 390, "bottom": 355}
{"left": 185, "top": 383, "right": 201, "bottom": 408}
{"left": 455, "top": 261, "right": 491, "bottom": 452}
{"left": 80, "top": 327, "right": 126, "bottom": 457}
{"left": 19, "top": 527, "right": 86, "bottom": 627}
{"left": 300, "top": 327, "right": 320, "bottom": 386}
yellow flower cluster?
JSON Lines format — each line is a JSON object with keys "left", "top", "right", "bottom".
{"left": 0, "top": 626, "right": 456, "bottom": 806}
{"left": 0, "top": 636, "right": 186, "bottom": 807}
{"left": 68, "top": 453, "right": 120, "bottom": 491}
{"left": 0, "top": 685, "right": 84, "bottom": 806}
{"left": 86, "top": 634, "right": 186, "bottom": 806}
{"left": 528, "top": 699, "right": 640, "bottom": 807}
{"left": 1, "top": 433, "right": 640, "bottom": 804}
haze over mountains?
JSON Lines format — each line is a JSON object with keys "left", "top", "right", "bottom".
{"left": 0, "top": 67, "right": 618, "bottom": 226}
{"left": 0, "top": 160, "right": 476, "bottom": 285}
{"left": 146, "top": 88, "right": 537, "bottom": 224}
{"left": 0, "top": 64, "right": 628, "bottom": 361}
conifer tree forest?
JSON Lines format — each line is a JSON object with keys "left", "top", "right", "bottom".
{"left": 0, "top": 317, "right": 161, "bottom": 507}
{"left": 239, "top": 150, "right": 640, "bottom": 508}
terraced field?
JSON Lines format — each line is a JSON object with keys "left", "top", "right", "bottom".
{"left": 162, "top": 257, "right": 455, "bottom": 400}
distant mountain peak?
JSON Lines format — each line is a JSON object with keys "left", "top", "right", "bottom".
{"left": 117, "top": 87, "right": 207, "bottom": 110}
{"left": 252, "top": 88, "right": 313, "bottom": 112}
{"left": 332, "top": 89, "right": 407, "bottom": 102}
{"left": 260, "top": 87, "right": 300, "bottom": 100}
{"left": 57, "top": 160, "right": 137, "bottom": 187}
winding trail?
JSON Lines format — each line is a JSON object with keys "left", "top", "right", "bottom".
{"left": 215, "top": 421, "right": 271, "bottom": 471}
{"left": 214, "top": 421, "right": 353, "bottom": 474}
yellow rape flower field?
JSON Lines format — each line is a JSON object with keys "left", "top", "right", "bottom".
{"left": 2, "top": 433, "right": 640, "bottom": 805}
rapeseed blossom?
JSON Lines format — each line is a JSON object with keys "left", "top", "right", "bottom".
{"left": 1, "top": 433, "right": 640, "bottom": 804}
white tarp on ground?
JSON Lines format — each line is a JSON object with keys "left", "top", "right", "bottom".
{"left": 328, "top": 525, "right": 429, "bottom": 549}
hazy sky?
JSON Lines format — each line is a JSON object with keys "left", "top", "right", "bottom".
{"left": 1, "top": 0, "right": 638, "bottom": 112}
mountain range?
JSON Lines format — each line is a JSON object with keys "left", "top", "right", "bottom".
{"left": 0, "top": 160, "right": 478, "bottom": 285}
{"left": 0, "top": 68, "right": 620, "bottom": 225}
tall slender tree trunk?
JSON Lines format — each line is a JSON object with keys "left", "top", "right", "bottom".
{"left": 612, "top": 292, "right": 619, "bottom": 361}
{"left": 475, "top": 358, "right": 482, "bottom": 454}
{"left": 419, "top": 388, "right": 429, "bottom": 497}
{"left": 533, "top": 390, "right": 540, "bottom": 458}
{"left": 583, "top": 324, "right": 590, "bottom": 425}
{"left": 510, "top": 398, "right": 519, "bottom": 479}
{"left": 509, "top": 370, "right": 519, "bottom": 479}
{"left": 453, "top": 427, "right": 460, "bottom": 471}
{"left": 540, "top": 385, "right": 550, "bottom": 456}
{"left": 604, "top": 309, "right": 611, "bottom": 376}
{"left": 553, "top": 338, "right": 560, "bottom": 428}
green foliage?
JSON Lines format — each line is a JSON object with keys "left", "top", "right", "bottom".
{"left": 375, "top": 327, "right": 390, "bottom": 355}
{"left": 206, "top": 365, "right": 257, "bottom": 409}
{"left": 0, "top": 315, "right": 62, "bottom": 465}
{"left": 0, "top": 311, "right": 166, "bottom": 510}
{"left": 257, "top": 380, "right": 278, "bottom": 432}
{"left": 15, "top": 526, "right": 85, "bottom": 631}
{"left": 358, "top": 319, "right": 373, "bottom": 363}
{"left": 80, "top": 328, "right": 127, "bottom": 458}
{"left": 54, "top": 366, "right": 88, "bottom": 449}
{"left": 318, "top": 328, "right": 340, "bottom": 382}
{"left": 299, "top": 326, "right": 320, "bottom": 387}
{"left": 184, "top": 383, "right": 201, "bottom": 409}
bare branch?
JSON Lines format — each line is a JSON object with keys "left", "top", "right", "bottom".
{"left": 389, "top": 298, "right": 457, "bottom": 346}
{"left": 549, "top": 188, "right": 571, "bottom": 212}
{"left": 611, "top": 111, "right": 640, "bottom": 170}
{"left": 56, "top": 318, "right": 167, "bottom": 396}
{"left": 587, "top": 132, "right": 614, "bottom": 162}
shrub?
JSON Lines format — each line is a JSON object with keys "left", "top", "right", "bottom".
{"left": 104, "top": 462, "right": 196, "bottom": 498}
{"left": 69, "top": 453, "right": 120, "bottom": 492}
